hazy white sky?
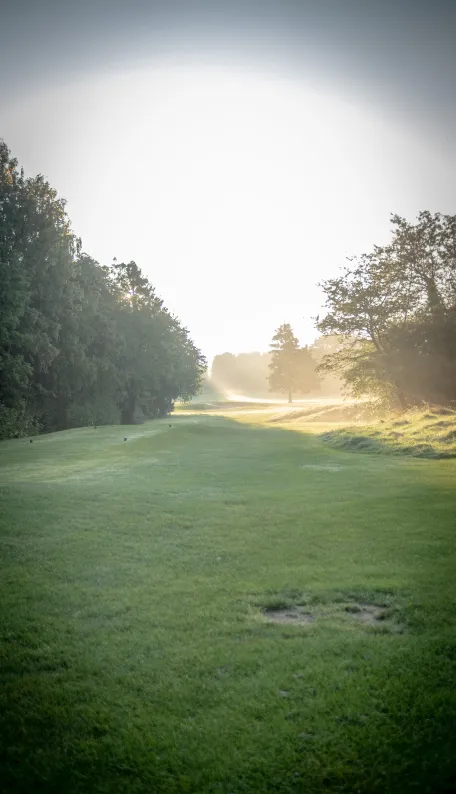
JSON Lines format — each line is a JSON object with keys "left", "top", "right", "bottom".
{"left": 2, "top": 2, "right": 455, "bottom": 362}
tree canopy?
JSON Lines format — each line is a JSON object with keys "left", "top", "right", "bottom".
{"left": 316, "top": 212, "right": 456, "bottom": 408}
{"left": 0, "top": 140, "right": 206, "bottom": 438}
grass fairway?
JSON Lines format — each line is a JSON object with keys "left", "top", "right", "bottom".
{"left": 1, "top": 409, "right": 456, "bottom": 793}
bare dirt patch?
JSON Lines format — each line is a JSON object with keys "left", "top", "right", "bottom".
{"left": 344, "top": 603, "right": 391, "bottom": 624}
{"left": 263, "top": 607, "right": 315, "bottom": 625}
{"left": 258, "top": 596, "right": 403, "bottom": 632}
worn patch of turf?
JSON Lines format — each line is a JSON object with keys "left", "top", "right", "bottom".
{"left": 1, "top": 409, "right": 456, "bottom": 793}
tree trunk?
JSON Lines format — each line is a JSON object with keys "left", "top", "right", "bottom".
{"left": 121, "top": 390, "right": 136, "bottom": 424}
{"left": 425, "top": 276, "right": 444, "bottom": 314}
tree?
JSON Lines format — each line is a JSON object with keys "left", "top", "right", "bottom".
{"left": 104, "top": 260, "right": 206, "bottom": 424}
{"left": 0, "top": 139, "right": 82, "bottom": 434}
{"left": 0, "top": 140, "right": 206, "bottom": 437}
{"left": 210, "top": 353, "right": 238, "bottom": 394}
{"left": 211, "top": 352, "right": 272, "bottom": 397}
{"left": 308, "top": 336, "right": 343, "bottom": 397}
{"left": 316, "top": 211, "right": 456, "bottom": 409}
{"left": 0, "top": 141, "right": 33, "bottom": 431}
{"left": 268, "top": 324, "right": 319, "bottom": 403}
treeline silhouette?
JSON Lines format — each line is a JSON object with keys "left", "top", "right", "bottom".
{"left": 0, "top": 141, "right": 205, "bottom": 439}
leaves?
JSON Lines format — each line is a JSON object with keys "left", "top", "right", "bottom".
{"left": 0, "top": 141, "right": 206, "bottom": 438}
{"left": 317, "top": 212, "right": 456, "bottom": 408}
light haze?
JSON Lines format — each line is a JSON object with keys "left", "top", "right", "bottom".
{"left": 2, "top": 1, "right": 455, "bottom": 362}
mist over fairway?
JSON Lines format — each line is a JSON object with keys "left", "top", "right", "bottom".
{"left": 2, "top": 2, "right": 456, "bottom": 791}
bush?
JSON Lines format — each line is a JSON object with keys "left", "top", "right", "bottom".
{"left": 65, "top": 397, "right": 120, "bottom": 428}
{"left": 0, "top": 403, "right": 41, "bottom": 440}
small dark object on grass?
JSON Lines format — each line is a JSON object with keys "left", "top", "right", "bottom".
{"left": 169, "top": 424, "right": 172, "bottom": 428}
{"left": 124, "top": 437, "right": 127, "bottom": 441}
{"left": 29, "top": 439, "right": 33, "bottom": 443}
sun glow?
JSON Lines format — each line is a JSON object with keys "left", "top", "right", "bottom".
{"left": 5, "top": 62, "right": 443, "bottom": 361}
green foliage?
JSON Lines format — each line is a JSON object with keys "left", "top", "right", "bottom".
{"left": 0, "top": 402, "right": 41, "bottom": 440}
{"left": 317, "top": 212, "right": 456, "bottom": 409}
{"left": 65, "top": 396, "right": 121, "bottom": 429}
{"left": 104, "top": 259, "right": 205, "bottom": 424}
{"left": 0, "top": 141, "right": 35, "bottom": 412}
{"left": 308, "top": 336, "right": 343, "bottom": 398}
{"left": 268, "top": 323, "right": 319, "bottom": 402}
{"left": 0, "top": 141, "right": 205, "bottom": 437}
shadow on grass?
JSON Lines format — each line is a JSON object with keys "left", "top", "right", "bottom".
{"left": 1, "top": 413, "right": 456, "bottom": 793}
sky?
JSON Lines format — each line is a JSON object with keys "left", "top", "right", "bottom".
{"left": 1, "top": 0, "right": 455, "bottom": 363}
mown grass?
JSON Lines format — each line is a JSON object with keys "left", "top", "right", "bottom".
{"left": 176, "top": 400, "right": 275, "bottom": 412}
{"left": 321, "top": 409, "right": 456, "bottom": 459}
{"left": 1, "top": 409, "right": 456, "bottom": 793}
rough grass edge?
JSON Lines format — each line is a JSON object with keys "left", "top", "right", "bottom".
{"left": 321, "top": 409, "right": 456, "bottom": 459}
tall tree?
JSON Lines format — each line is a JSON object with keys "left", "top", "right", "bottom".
{"left": 0, "top": 139, "right": 82, "bottom": 433}
{"left": 0, "top": 143, "right": 32, "bottom": 415}
{"left": 0, "top": 141, "right": 206, "bottom": 437}
{"left": 316, "top": 211, "right": 456, "bottom": 408}
{"left": 268, "top": 324, "right": 319, "bottom": 403}
{"left": 104, "top": 260, "right": 206, "bottom": 424}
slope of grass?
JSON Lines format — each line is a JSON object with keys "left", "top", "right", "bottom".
{"left": 176, "top": 399, "right": 276, "bottom": 412}
{"left": 1, "top": 411, "right": 456, "bottom": 793}
{"left": 322, "top": 409, "right": 456, "bottom": 459}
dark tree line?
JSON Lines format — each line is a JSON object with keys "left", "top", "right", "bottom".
{"left": 317, "top": 212, "right": 456, "bottom": 409}
{"left": 0, "top": 141, "right": 205, "bottom": 438}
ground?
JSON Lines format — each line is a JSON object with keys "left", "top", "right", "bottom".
{"left": 1, "top": 403, "right": 456, "bottom": 793}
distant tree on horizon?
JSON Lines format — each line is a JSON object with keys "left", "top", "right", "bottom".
{"left": 268, "top": 324, "right": 319, "bottom": 403}
{"left": 211, "top": 351, "right": 272, "bottom": 396}
{"left": 309, "top": 335, "right": 344, "bottom": 398}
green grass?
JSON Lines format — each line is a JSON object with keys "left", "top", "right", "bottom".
{"left": 1, "top": 408, "right": 456, "bottom": 793}
{"left": 176, "top": 400, "right": 276, "bottom": 412}
{"left": 321, "top": 409, "right": 456, "bottom": 459}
